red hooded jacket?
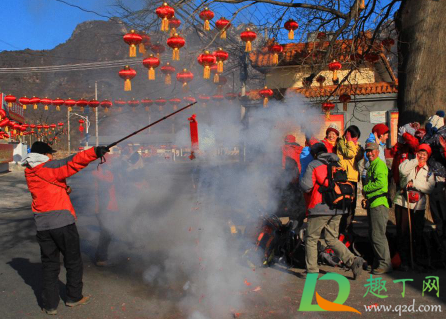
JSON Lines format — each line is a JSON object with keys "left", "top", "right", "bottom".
{"left": 24, "top": 148, "right": 98, "bottom": 231}
{"left": 282, "top": 143, "right": 303, "bottom": 183}
{"left": 390, "top": 132, "right": 419, "bottom": 185}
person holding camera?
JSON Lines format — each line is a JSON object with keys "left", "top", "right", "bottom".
{"left": 21, "top": 142, "right": 109, "bottom": 315}
{"left": 393, "top": 144, "right": 435, "bottom": 271}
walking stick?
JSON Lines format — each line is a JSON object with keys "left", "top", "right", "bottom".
{"left": 406, "top": 190, "right": 414, "bottom": 269}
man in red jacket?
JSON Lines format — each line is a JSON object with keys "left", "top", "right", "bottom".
{"left": 22, "top": 141, "right": 109, "bottom": 315}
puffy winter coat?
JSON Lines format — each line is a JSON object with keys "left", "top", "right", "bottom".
{"left": 322, "top": 138, "right": 337, "bottom": 154}
{"left": 300, "top": 153, "right": 347, "bottom": 216}
{"left": 336, "top": 137, "right": 364, "bottom": 182}
{"left": 23, "top": 148, "right": 98, "bottom": 231}
{"left": 282, "top": 142, "right": 303, "bottom": 183}
{"left": 390, "top": 133, "right": 419, "bottom": 185}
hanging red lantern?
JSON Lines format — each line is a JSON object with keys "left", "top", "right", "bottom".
{"left": 5, "top": 95, "right": 16, "bottom": 108}
{"left": 123, "top": 30, "right": 142, "bottom": 58}
{"left": 155, "top": 98, "right": 167, "bottom": 112}
{"left": 317, "top": 32, "right": 326, "bottom": 40}
{"left": 169, "top": 17, "right": 181, "bottom": 36}
{"left": 183, "top": 96, "right": 196, "bottom": 104}
{"left": 210, "top": 64, "right": 220, "bottom": 83}
{"left": 141, "top": 98, "right": 153, "bottom": 111}
{"left": 225, "top": 92, "right": 237, "bottom": 101}
{"left": 151, "top": 43, "right": 165, "bottom": 58}
{"left": 212, "top": 94, "right": 224, "bottom": 102}
{"left": 50, "top": 124, "right": 56, "bottom": 131}
{"left": 364, "top": 53, "right": 380, "bottom": 63}
{"left": 339, "top": 93, "right": 351, "bottom": 112}
{"left": 143, "top": 54, "right": 160, "bottom": 80}
{"left": 37, "top": 124, "right": 43, "bottom": 132}
{"left": 29, "top": 96, "right": 40, "bottom": 110}
{"left": 0, "top": 119, "right": 10, "bottom": 133}
{"left": 89, "top": 99, "right": 100, "bottom": 110}
{"left": 58, "top": 122, "right": 64, "bottom": 128}
{"left": 259, "top": 86, "right": 274, "bottom": 107}
{"left": 284, "top": 19, "right": 299, "bottom": 40}
{"left": 119, "top": 66, "right": 137, "bottom": 91}
{"left": 216, "top": 17, "right": 231, "bottom": 39}
{"left": 160, "top": 62, "right": 176, "bottom": 85}
{"left": 198, "top": 94, "right": 210, "bottom": 107}
{"left": 76, "top": 99, "right": 88, "bottom": 112}
{"left": 199, "top": 7, "right": 214, "bottom": 31}
{"left": 214, "top": 48, "right": 228, "bottom": 73}
{"left": 100, "top": 100, "right": 112, "bottom": 113}
{"left": 114, "top": 99, "right": 126, "bottom": 112}
{"left": 167, "top": 33, "right": 185, "bottom": 61}
{"left": 198, "top": 51, "right": 216, "bottom": 79}
{"left": 78, "top": 119, "right": 85, "bottom": 133}
{"left": 169, "top": 98, "right": 181, "bottom": 111}
{"left": 65, "top": 98, "right": 76, "bottom": 112}
{"left": 43, "top": 124, "right": 50, "bottom": 131}
{"left": 322, "top": 102, "right": 336, "bottom": 119}
{"left": 156, "top": 2, "right": 175, "bottom": 32}
{"left": 176, "top": 69, "right": 194, "bottom": 92}
{"left": 316, "top": 75, "right": 326, "bottom": 88}
{"left": 40, "top": 97, "right": 52, "bottom": 111}
{"left": 139, "top": 32, "right": 151, "bottom": 54}
{"left": 382, "top": 38, "right": 395, "bottom": 51}
{"left": 240, "top": 28, "right": 257, "bottom": 52}
{"left": 18, "top": 96, "right": 30, "bottom": 110}
{"left": 268, "top": 43, "right": 283, "bottom": 64}
{"left": 328, "top": 60, "right": 342, "bottom": 82}
{"left": 0, "top": 108, "right": 6, "bottom": 119}
{"left": 50, "top": 98, "right": 62, "bottom": 111}
{"left": 127, "top": 99, "right": 140, "bottom": 112}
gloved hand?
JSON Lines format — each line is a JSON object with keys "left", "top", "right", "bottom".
{"left": 95, "top": 146, "right": 110, "bottom": 158}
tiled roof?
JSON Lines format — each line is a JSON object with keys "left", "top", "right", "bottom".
{"left": 246, "top": 81, "right": 398, "bottom": 100}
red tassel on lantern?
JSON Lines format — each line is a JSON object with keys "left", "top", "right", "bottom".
{"left": 188, "top": 114, "right": 199, "bottom": 160}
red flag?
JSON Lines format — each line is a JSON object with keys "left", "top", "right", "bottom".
{"left": 188, "top": 114, "right": 198, "bottom": 160}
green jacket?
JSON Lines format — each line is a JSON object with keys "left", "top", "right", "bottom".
{"left": 363, "top": 157, "right": 389, "bottom": 208}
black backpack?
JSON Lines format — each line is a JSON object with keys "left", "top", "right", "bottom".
{"left": 318, "top": 163, "right": 355, "bottom": 212}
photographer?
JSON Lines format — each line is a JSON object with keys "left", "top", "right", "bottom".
{"left": 21, "top": 142, "right": 109, "bottom": 315}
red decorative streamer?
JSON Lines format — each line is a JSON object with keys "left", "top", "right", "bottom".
{"left": 188, "top": 114, "right": 199, "bottom": 160}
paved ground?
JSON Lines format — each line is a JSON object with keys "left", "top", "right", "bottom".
{"left": 1, "top": 163, "right": 446, "bottom": 319}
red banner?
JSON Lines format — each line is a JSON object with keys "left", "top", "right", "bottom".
{"left": 0, "top": 144, "right": 13, "bottom": 163}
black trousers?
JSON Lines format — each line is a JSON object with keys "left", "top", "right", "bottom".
{"left": 429, "top": 182, "right": 446, "bottom": 236}
{"left": 36, "top": 223, "right": 83, "bottom": 310}
{"left": 339, "top": 182, "right": 358, "bottom": 234}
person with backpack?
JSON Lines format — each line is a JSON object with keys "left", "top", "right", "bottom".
{"left": 300, "top": 143, "right": 363, "bottom": 278}
{"left": 336, "top": 125, "right": 364, "bottom": 234}
{"left": 393, "top": 144, "right": 435, "bottom": 271}
{"left": 362, "top": 142, "right": 392, "bottom": 274}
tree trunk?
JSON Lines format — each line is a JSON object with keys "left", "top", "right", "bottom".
{"left": 396, "top": 0, "right": 446, "bottom": 126}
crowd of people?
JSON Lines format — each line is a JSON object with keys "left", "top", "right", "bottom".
{"left": 282, "top": 112, "right": 446, "bottom": 277}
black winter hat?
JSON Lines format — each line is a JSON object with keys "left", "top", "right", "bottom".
{"left": 31, "top": 141, "right": 57, "bottom": 155}
{"left": 310, "top": 143, "right": 327, "bottom": 158}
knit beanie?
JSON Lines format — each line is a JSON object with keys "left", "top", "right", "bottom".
{"left": 436, "top": 110, "right": 445, "bottom": 118}
{"left": 325, "top": 123, "right": 340, "bottom": 137}
{"left": 372, "top": 123, "right": 390, "bottom": 137}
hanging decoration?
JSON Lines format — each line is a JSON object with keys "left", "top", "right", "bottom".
{"left": 89, "top": 100, "right": 100, "bottom": 111}
{"left": 78, "top": 119, "right": 85, "bottom": 134}
{"left": 50, "top": 124, "right": 56, "bottom": 131}
{"left": 198, "top": 94, "right": 210, "bottom": 107}
{"left": 167, "top": 33, "right": 185, "bottom": 61}
{"left": 199, "top": 7, "right": 214, "bottom": 31}
{"left": 210, "top": 64, "right": 219, "bottom": 83}
{"left": 225, "top": 92, "right": 237, "bottom": 101}
{"left": 155, "top": 98, "right": 167, "bottom": 112}
{"left": 268, "top": 43, "right": 283, "bottom": 64}
{"left": 119, "top": 66, "right": 137, "bottom": 91}
{"left": 18, "top": 96, "right": 30, "bottom": 110}
{"left": 339, "top": 93, "right": 351, "bottom": 112}
{"left": 151, "top": 43, "right": 165, "bottom": 58}
{"left": 328, "top": 60, "right": 342, "bottom": 82}
{"left": 183, "top": 96, "right": 196, "bottom": 104}
{"left": 0, "top": 108, "right": 6, "bottom": 119}
{"left": 114, "top": 99, "right": 126, "bottom": 112}
{"left": 284, "top": 19, "right": 299, "bottom": 40}
{"left": 169, "top": 17, "right": 181, "bottom": 36}
{"left": 316, "top": 75, "right": 326, "bottom": 88}
{"left": 123, "top": 30, "right": 142, "bottom": 58}
{"left": 176, "top": 69, "right": 194, "bottom": 92}
{"left": 58, "top": 122, "right": 64, "bottom": 128}
{"left": 127, "top": 99, "right": 140, "bottom": 112}
{"left": 156, "top": 2, "right": 175, "bottom": 32}
{"left": 188, "top": 114, "right": 199, "bottom": 160}
{"left": 169, "top": 98, "right": 181, "bottom": 111}
{"left": 214, "top": 48, "right": 228, "bottom": 73}
{"left": 382, "top": 38, "right": 395, "bottom": 51}
{"left": 322, "top": 102, "right": 336, "bottom": 119}
{"left": 76, "top": 99, "right": 88, "bottom": 112}
{"left": 317, "top": 32, "right": 326, "bottom": 41}
{"left": 240, "top": 28, "right": 257, "bottom": 52}
{"left": 198, "top": 51, "right": 216, "bottom": 79}
{"left": 212, "top": 94, "right": 224, "bottom": 105}
{"left": 100, "top": 100, "right": 112, "bottom": 113}
{"left": 259, "top": 86, "right": 274, "bottom": 107}
{"left": 40, "top": 97, "right": 52, "bottom": 111}
{"left": 139, "top": 32, "right": 151, "bottom": 54}
{"left": 215, "top": 17, "right": 231, "bottom": 39}
{"left": 161, "top": 62, "right": 176, "bottom": 85}
{"left": 29, "top": 96, "right": 40, "bottom": 110}
{"left": 52, "top": 98, "right": 64, "bottom": 111}
{"left": 5, "top": 95, "right": 16, "bottom": 108}
{"left": 143, "top": 54, "right": 160, "bottom": 80}
{"left": 65, "top": 98, "right": 76, "bottom": 112}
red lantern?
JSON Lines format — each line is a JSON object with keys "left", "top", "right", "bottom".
{"left": 382, "top": 38, "right": 395, "bottom": 51}
{"left": 316, "top": 75, "right": 326, "bottom": 88}
{"left": 89, "top": 100, "right": 100, "bottom": 113}
{"left": 364, "top": 53, "right": 380, "bottom": 63}
{"left": 143, "top": 54, "right": 160, "bottom": 80}
{"left": 58, "top": 122, "right": 64, "bottom": 128}
{"left": 40, "top": 97, "right": 52, "bottom": 111}
{"left": 5, "top": 95, "right": 16, "bottom": 108}
{"left": 119, "top": 66, "right": 137, "bottom": 91}
{"left": 76, "top": 99, "right": 88, "bottom": 112}
{"left": 328, "top": 60, "right": 342, "bottom": 82}
{"left": 198, "top": 51, "right": 216, "bottom": 79}
{"left": 156, "top": 3, "right": 175, "bottom": 32}
{"left": 240, "top": 28, "right": 257, "bottom": 52}
{"left": 198, "top": 94, "right": 210, "bottom": 107}
{"left": 0, "top": 108, "right": 5, "bottom": 119}
{"left": 127, "top": 99, "right": 140, "bottom": 112}
{"left": 214, "top": 48, "right": 228, "bottom": 73}
{"left": 123, "top": 30, "right": 142, "bottom": 58}
{"left": 284, "top": 19, "right": 299, "bottom": 40}
{"left": 78, "top": 119, "right": 85, "bottom": 133}
{"left": 50, "top": 124, "right": 56, "bottom": 131}
{"left": 155, "top": 98, "right": 167, "bottom": 112}
{"left": 183, "top": 96, "right": 196, "bottom": 104}
{"left": 141, "top": 98, "right": 153, "bottom": 111}
{"left": 114, "top": 99, "right": 126, "bottom": 112}
{"left": 259, "top": 86, "right": 274, "bottom": 107}
{"left": 29, "top": 96, "right": 40, "bottom": 110}
{"left": 268, "top": 43, "right": 283, "bottom": 64}
{"left": 37, "top": 124, "right": 43, "bottom": 131}
{"left": 169, "top": 17, "right": 181, "bottom": 36}
{"left": 212, "top": 94, "right": 224, "bottom": 102}
{"left": 160, "top": 62, "right": 176, "bottom": 85}
{"left": 169, "top": 98, "right": 181, "bottom": 111}
{"left": 176, "top": 69, "right": 194, "bottom": 92}
{"left": 317, "top": 32, "right": 326, "bottom": 40}
{"left": 339, "top": 93, "right": 351, "bottom": 112}
{"left": 139, "top": 32, "right": 151, "bottom": 54}
{"left": 225, "top": 92, "right": 237, "bottom": 101}
{"left": 216, "top": 17, "right": 231, "bottom": 39}
{"left": 65, "top": 98, "right": 76, "bottom": 112}
{"left": 18, "top": 96, "right": 30, "bottom": 110}
{"left": 199, "top": 7, "right": 214, "bottom": 31}
{"left": 151, "top": 43, "right": 165, "bottom": 58}
{"left": 210, "top": 64, "right": 220, "bottom": 83}
{"left": 100, "top": 100, "right": 112, "bottom": 113}
{"left": 322, "top": 102, "right": 336, "bottom": 119}
{"left": 167, "top": 33, "right": 185, "bottom": 61}
{"left": 43, "top": 124, "right": 50, "bottom": 131}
